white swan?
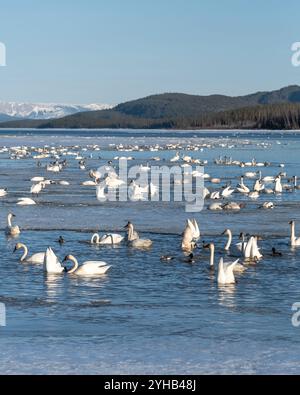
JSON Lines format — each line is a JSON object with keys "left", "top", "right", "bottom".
{"left": 289, "top": 221, "right": 300, "bottom": 247}
{"left": 237, "top": 177, "right": 250, "bottom": 194}
{"left": 205, "top": 242, "right": 246, "bottom": 273}
{"left": 30, "top": 182, "right": 45, "bottom": 195}
{"left": 125, "top": 222, "right": 153, "bottom": 248}
{"left": 221, "top": 186, "right": 235, "bottom": 198}
{"left": 17, "top": 197, "right": 36, "bottom": 206}
{"left": 6, "top": 213, "right": 20, "bottom": 236}
{"left": 218, "top": 257, "right": 240, "bottom": 285}
{"left": 244, "top": 236, "right": 263, "bottom": 260}
{"left": 43, "top": 247, "right": 64, "bottom": 274}
{"left": 14, "top": 243, "right": 45, "bottom": 264}
{"left": 208, "top": 202, "right": 223, "bottom": 211}
{"left": 91, "top": 232, "right": 124, "bottom": 245}
{"left": 63, "top": 255, "right": 111, "bottom": 276}
{"left": 181, "top": 219, "right": 200, "bottom": 252}
{"left": 274, "top": 176, "right": 283, "bottom": 193}
{"left": 0, "top": 188, "right": 8, "bottom": 197}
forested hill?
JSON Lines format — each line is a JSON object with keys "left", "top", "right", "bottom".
{"left": 2, "top": 85, "right": 300, "bottom": 129}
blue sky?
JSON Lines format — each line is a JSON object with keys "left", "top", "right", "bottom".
{"left": 0, "top": 0, "right": 300, "bottom": 104}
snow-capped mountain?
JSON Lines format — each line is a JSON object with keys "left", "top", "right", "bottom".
{"left": 0, "top": 102, "right": 113, "bottom": 120}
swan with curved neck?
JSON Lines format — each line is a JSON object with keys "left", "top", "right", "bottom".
{"left": 289, "top": 221, "right": 300, "bottom": 247}
{"left": 6, "top": 213, "right": 20, "bottom": 236}
{"left": 14, "top": 243, "right": 45, "bottom": 264}
{"left": 125, "top": 222, "right": 153, "bottom": 248}
{"left": 63, "top": 255, "right": 111, "bottom": 276}
{"left": 91, "top": 231, "right": 124, "bottom": 245}
{"left": 204, "top": 243, "right": 246, "bottom": 273}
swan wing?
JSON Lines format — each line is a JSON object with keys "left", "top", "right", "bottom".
{"left": 44, "top": 248, "right": 63, "bottom": 273}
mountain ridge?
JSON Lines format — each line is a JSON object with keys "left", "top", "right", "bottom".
{"left": 2, "top": 85, "right": 300, "bottom": 129}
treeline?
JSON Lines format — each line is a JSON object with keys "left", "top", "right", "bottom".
{"left": 2, "top": 102, "right": 300, "bottom": 130}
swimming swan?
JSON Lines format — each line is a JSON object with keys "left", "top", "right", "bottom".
{"left": 218, "top": 257, "right": 240, "bottom": 285}
{"left": 181, "top": 219, "right": 200, "bottom": 252}
{"left": 6, "top": 213, "right": 20, "bottom": 236}
{"left": 289, "top": 221, "right": 300, "bottom": 247}
{"left": 205, "top": 242, "right": 246, "bottom": 273}
{"left": 14, "top": 243, "right": 45, "bottom": 264}
{"left": 17, "top": 197, "right": 37, "bottom": 206}
{"left": 91, "top": 232, "right": 124, "bottom": 245}
{"left": 43, "top": 247, "right": 64, "bottom": 274}
{"left": 63, "top": 255, "right": 111, "bottom": 276}
{"left": 125, "top": 222, "right": 153, "bottom": 248}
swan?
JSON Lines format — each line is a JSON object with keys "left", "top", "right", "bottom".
{"left": 248, "top": 191, "right": 260, "bottom": 199}
{"left": 274, "top": 176, "right": 283, "bottom": 193}
{"left": 237, "top": 177, "right": 250, "bottom": 194}
{"left": 218, "top": 257, "right": 240, "bottom": 285}
{"left": 260, "top": 202, "right": 274, "bottom": 209}
{"left": 43, "top": 247, "right": 64, "bottom": 274}
{"left": 30, "top": 182, "right": 45, "bottom": 195}
{"left": 63, "top": 255, "right": 111, "bottom": 276}
{"left": 289, "top": 221, "right": 300, "bottom": 247}
{"left": 17, "top": 197, "right": 36, "bottom": 206}
{"left": 244, "top": 236, "right": 263, "bottom": 260}
{"left": 210, "top": 191, "right": 221, "bottom": 200}
{"left": 14, "top": 243, "right": 45, "bottom": 264}
{"left": 91, "top": 232, "right": 124, "bottom": 245}
{"left": 6, "top": 213, "right": 20, "bottom": 236}
{"left": 181, "top": 219, "right": 200, "bottom": 251}
{"left": 222, "top": 202, "right": 244, "bottom": 211}
{"left": 170, "top": 152, "right": 180, "bottom": 162}
{"left": 204, "top": 242, "right": 246, "bottom": 273}
{"left": 0, "top": 188, "right": 8, "bottom": 197}
{"left": 253, "top": 179, "right": 265, "bottom": 192}
{"left": 221, "top": 186, "right": 235, "bottom": 198}
{"left": 208, "top": 202, "right": 223, "bottom": 211}
{"left": 82, "top": 180, "right": 98, "bottom": 186}
{"left": 31, "top": 176, "right": 44, "bottom": 182}
{"left": 125, "top": 222, "right": 153, "bottom": 248}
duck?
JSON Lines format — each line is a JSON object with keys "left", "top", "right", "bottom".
{"left": 14, "top": 243, "right": 45, "bottom": 264}
{"left": 289, "top": 220, "right": 300, "bottom": 247}
{"left": 160, "top": 255, "right": 175, "bottom": 262}
{"left": 43, "top": 247, "right": 64, "bottom": 274}
{"left": 58, "top": 236, "right": 65, "bottom": 245}
{"left": 184, "top": 253, "right": 195, "bottom": 264}
{"left": 5, "top": 213, "right": 20, "bottom": 236}
{"left": 271, "top": 247, "right": 282, "bottom": 257}
{"left": 91, "top": 232, "right": 124, "bottom": 245}
{"left": 125, "top": 222, "right": 153, "bottom": 248}
{"left": 63, "top": 255, "right": 111, "bottom": 276}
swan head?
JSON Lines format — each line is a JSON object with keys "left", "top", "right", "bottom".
{"left": 222, "top": 229, "right": 230, "bottom": 236}
{"left": 8, "top": 213, "right": 16, "bottom": 220}
{"left": 289, "top": 220, "right": 295, "bottom": 226}
{"left": 13, "top": 243, "right": 23, "bottom": 252}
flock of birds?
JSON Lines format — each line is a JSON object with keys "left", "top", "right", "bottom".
{"left": 1, "top": 139, "right": 299, "bottom": 284}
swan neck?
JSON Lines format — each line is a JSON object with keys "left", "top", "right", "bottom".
{"left": 225, "top": 230, "right": 232, "bottom": 251}
{"left": 20, "top": 244, "right": 28, "bottom": 261}
{"left": 291, "top": 222, "right": 295, "bottom": 243}
{"left": 91, "top": 233, "right": 100, "bottom": 244}
{"left": 68, "top": 256, "right": 79, "bottom": 274}
{"left": 210, "top": 245, "right": 215, "bottom": 267}
{"left": 7, "top": 215, "right": 12, "bottom": 227}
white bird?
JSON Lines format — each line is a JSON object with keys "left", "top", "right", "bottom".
{"left": 31, "top": 176, "right": 45, "bottom": 182}
{"left": 205, "top": 242, "right": 246, "bottom": 273}
{"left": 91, "top": 232, "right": 124, "bottom": 245}
{"left": 244, "top": 236, "right": 263, "bottom": 260}
{"left": 208, "top": 202, "right": 223, "bottom": 211}
{"left": 221, "top": 186, "right": 235, "bottom": 198}
{"left": 218, "top": 257, "right": 240, "bottom": 285}
{"left": 181, "top": 219, "right": 200, "bottom": 252}
{"left": 237, "top": 177, "right": 250, "bottom": 194}
{"left": 170, "top": 152, "right": 180, "bottom": 162}
{"left": 0, "top": 188, "right": 8, "bottom": 197}
{"left": 17, "top": 197, "right": 36, "bottom": 206}
{"left": 289, "top": 221, "right": 300, "bottom": 247}
{"left": 6, "top": 213, "right": 20, "bottom": 236}
{"left": 63, "top": 255, "right": 111, "bottom": 276}
{"left": 125, "top": 222, "right": 153, "bottom": 248}
{"left": 30, "top": 182, "right": 45, "bottom": 195}
{"left": 274, "top": 176, "right": 283, "bottom": 193}
{"left": 14, "top": 243, "right": 45, "bottom": 264}
{"left": 43, "top": 247, "right": 64, "bottom": 274}
{"left": 260, "top": 202, "right": 274, "bottom": 209}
